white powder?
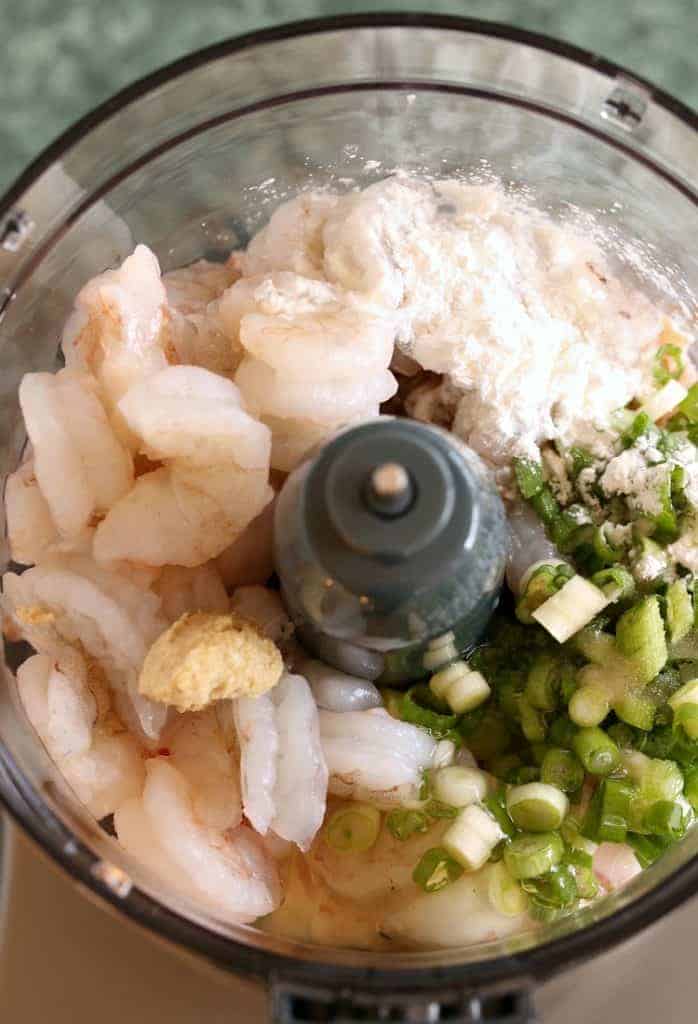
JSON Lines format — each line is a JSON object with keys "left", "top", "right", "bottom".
{"left": 318, "top": 177, "right": 665, "bottom": 464}
{"left": 600, "top": 447, "right": 670, "bottom": 516}
{"left": 236, "top": 176, "right": 676, "bottom": 466}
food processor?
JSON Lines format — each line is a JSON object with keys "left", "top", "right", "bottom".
{"left": 0, "top": 13, "right": 696, "bottom": 1023}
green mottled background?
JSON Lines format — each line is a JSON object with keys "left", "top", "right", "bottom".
{"left": 0, "top": 0, "right": 696, "bottom": 194}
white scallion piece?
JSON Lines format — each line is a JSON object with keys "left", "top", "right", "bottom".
{"left": 431, "top": 766, "right": 487, "bottom": 808}
{"left": 532, "top": 575, "right": 610, "bottom": 643}
{"left": 641, "top": 379, "right": 688, "bottom": 422}
{"left": 442, "top": 804, "right": 504, "bottom": 871}
{"left": 430, "top": 661, "right": 491, "bottom": 713}
{"left": 506, "top": 782, "right": 569, "bottom": 831}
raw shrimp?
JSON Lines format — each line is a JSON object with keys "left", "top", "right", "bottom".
{"left": 301, "top": 660, "right": 382, "bottom": 712}
{"left": 230, "top": 586, "right": 293, "bottom": 647}
{"left": 220, "top": 271, "right": 396, "bottom": 470}
{"left": 319, "top": 707, "right": 437, "bottom": 807}
{"left": 62, "top": 245, "right": 169, "bottom": 444}
{"left": 18, "top": 369, "right": 133, "bottom": 539}
{"left": 309, "top": 808, "right": 449, "bottom": 903}
{"left": 382, "top": 865, "right": 529, "bottom": 947}
{"left": 241, "top": 192, "right": 339, "bottom": 280}
{"left": 164, "top": 708, "right": 242, "bottom": 831}
{"left": 153, "top": 564, "right": 229, "bottom": 622}
{"left": 4, "top": 459, "right": 59, "bottom": 565}
{"left": 93, "top": 366, "right": 273, "bottom": 567}
{"left": 3, "top": 554, "right": 168, "bottom": 740}
{"left": 17, "top": 654, "right": 144, "bottom": 819}
{"left": 234, "top": 672, "right": 327, "bottom": 851}
{"left": 115, "top": 758, "right": 280, "bottom": 924}
{"left": 593, "top": 842, "right": 642, "bottom": 892}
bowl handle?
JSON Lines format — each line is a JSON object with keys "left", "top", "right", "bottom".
{"left": 270, "top": 978, "right": 537, "bottom": 1023}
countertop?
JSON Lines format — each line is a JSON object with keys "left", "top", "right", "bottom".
{"left": 0, "top": 0, "right": 696, "bottom": 195}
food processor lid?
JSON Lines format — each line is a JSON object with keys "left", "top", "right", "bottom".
{"left": 0, "top": 12, "right": 697, "bottom": 1015}
{"left": 304, "top": 419, "right": 475, "bottom": 595}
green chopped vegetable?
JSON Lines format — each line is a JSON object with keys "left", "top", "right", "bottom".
{"left": 676, "top": 383, "right": 698, "bottom": 424}
{"left": 324, "top": 804, "right": 381, "bottom": 853}
{"left": 607, "top": 722, "right": 637, "bottom": 749}
{"left": 521, "top": 862, "right": 578, "bottom": 911}
{"left": 627, "top": 833, "right": 671, "bottom": 867}
{"left": 569, "top": 447, "right": 595, "bottom": 477}
{"left": 386, "top": 809, "right": 430, "bottom": 841}
{"left": 412, "top": 846, "right": 464, "bottom": 893}
{"left": 590, "top": 566, "right": 636, "bottom": 603}
{"left": 541, "top": 747, "right": 585, "bottom": 793}
{"left": 506, "top": 782, "right": 569, "bottom": 831}
{"left": 525, "top": 654, "right": 561, "bottom": 712}
{"left": 592, "top": 524, "right": 623, "bottom": 566}
{"left": 615, "top": 596, "right": 668, "bottom": 685}
{"left": 425, "top": 800, "right": 459, "bottom": 820}
{"left": 487, "top": 861, "right": 528, "bottom": 917}
{"left": 622, "top": 411, "right": 653, "bottom": 448}
{"left": 614, "top": 691, "right": 656, "bottom": 731}
{"left": 643, "top": 799, "right": 689, "bottom": 839}
{"left": 596, "top": 778, "right": 635, "bottom": 843}
{"left": 519, "top": 696, "right": 547, "bottom": 742}
{"left": 515, "top": 563, "right": 573, "bottom": 624}
{"left": 548, "top": 715, "right": 578, "bottom": 749}
{"left": 569, "top": 684, "right": 610, "bottom": 728}
{"left": 400, "top": 686, "right": 460, "bottom": 739}
{"left": 513, "top": 457, "right": 545, "bottom": 499}
{"left": 669, "top": 679, "right": 698, "bottom": 740}
{"left": 573, "top": 726, "right": 621, "bottom": 776}
{"left": 483, "top": 789, "right": 517, "bottom": 839}
{"left": 530, "top": 485, "right": 561, "bottom": 527}
{"left": 654, "top": 342, "right": 685, "bottom": 387}
{"left": 503, "top": 832, "right": 565, "bottom": 880}
{"left": 683, "top": 766, "right": 698, "bottom": 811}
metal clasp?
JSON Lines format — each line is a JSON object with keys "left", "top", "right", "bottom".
{"left": 270, "top": 981, "right": 536, "bottom": 1024}
{"left": 600, "top": 76, "right": 651, "bottom": 131}
{"left": 1, "top": 209, "right": 34, "bottom": 253}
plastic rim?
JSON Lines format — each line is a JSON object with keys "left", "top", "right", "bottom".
{"left": 0, "top": 10, "right": 697, "bottom": 993}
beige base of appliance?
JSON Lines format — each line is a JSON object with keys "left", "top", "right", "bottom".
{"left": 0, "top": 819, "right": 694, "bottom": 1023}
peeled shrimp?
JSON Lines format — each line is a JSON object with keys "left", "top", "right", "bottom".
{"left": 115, "top": 758, "right": 279, "bottom": 924}
{"left": 4, "top": 459, "right": 59, "bottom": 565}
{"left": 220, "top": 271, "right": 396, "bottom": 470}
{"left": 18, "top": 369, "right": 133, "bottom": 539}
{"left": 382, "top": 865, "right": 529, "bottom": 947}
{"left": 301, "top": 660, "right": 382, "bottom": 713}
{"left": 241, "top": 192, "right": 339, "bottom": 280}
{"left": 17, "top": 653, "right": 144, "bottom": 819}
{"left": 62, "top": 245, "right": 169, "bottom": 444}
{"left": 234, "top": 672, "right": 327, "bottom": 851}
{"left": 319, "top": 707, "right": 437, "bottom": 806}
{"left": 230, "top": 586, "right": 293, "bottom": 647}
{"left": 164, "top": 708, "right": 242, "bottom": 831}
{"left": 3, "top": 554, "right": 168, "bottom": 740}
{"left": 593, "top": 842, "right": 642, "bottom": 892}
{"left": 93, "top": 366, "right": 273, "bottom": 567}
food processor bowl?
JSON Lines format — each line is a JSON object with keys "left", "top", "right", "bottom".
{"left": 0, "top": 14, "right": 696, "bottom": 1023}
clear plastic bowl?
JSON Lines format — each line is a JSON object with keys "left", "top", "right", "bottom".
{"left": 0, "top": 14, "right": 696, "bottom": 1021}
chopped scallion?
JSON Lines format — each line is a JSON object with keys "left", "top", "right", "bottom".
{"left": 506, "top": 782, "right": 569, "bottom": 832}
{"left": 324, "top": 804, "right": 381, "bottom": 853}
{"left": 503, "top": 831, "right": 565, "bottom": 880}
{"left": 573, "top": 726, "right": 621, "bottom": 776}
{"left": 386, "top": 809, "right": 430, "bottom": 842}
{"left": 412, "top": 846, "right": 464, "bottom": 893}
